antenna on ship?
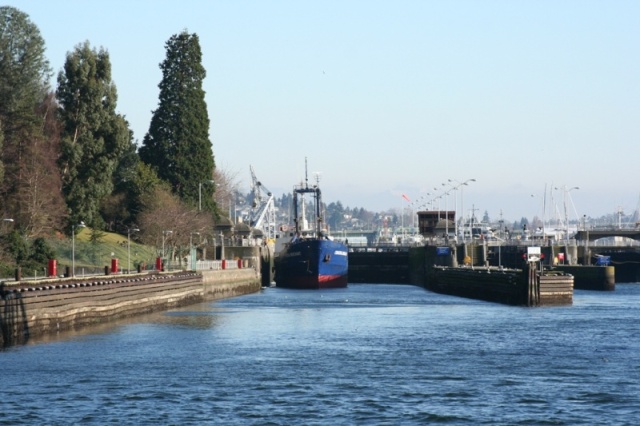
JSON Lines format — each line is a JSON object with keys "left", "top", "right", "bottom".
{"left": 304, "top": 157, "right": 309, "bottom": 189}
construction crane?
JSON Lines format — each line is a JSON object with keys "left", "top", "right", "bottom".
{"left": 248, "top": 165, "right": 276, "bottom": 240}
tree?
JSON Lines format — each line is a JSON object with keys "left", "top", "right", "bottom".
{"left": 212, "top": 166, "right": 240, "bottom": 218}
{"left": 4, "top": 229, "right": 28, "bottom": 265}
{"left": 100, "top": 130, "right": 140, "bottom": 231}
{"left": 29, "top": 236, "right": 55, "bottom": 265}
{"left": 0, "top": 121, "right": 4, "bottom": 184}
{"left": 15, "top": 92, "right": 67, "bottom": 236}
{"left": 137, "top": 186, "right": 214, "bottom": 262}
{"left": 326, "top": 201, "right": 345, "bottom": 230}
{"left": 56, "top": 42, "right": 132, "bottom": 229}
{"left": 0, "top": 7, "right": 64, "bottom": 233}
{"left": 0, "top": 7, "right": 50, "bottom": 136}
{"left": 139, "top": 31, "right": 215, "bottom": 213}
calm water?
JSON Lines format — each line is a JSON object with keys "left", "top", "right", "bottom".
{"left": 2, "top": 283, "right": 640, "bottom": 425}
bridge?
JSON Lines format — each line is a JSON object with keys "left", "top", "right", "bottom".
{"left": 574, "top": 229, "right": 640, "bottom": 242}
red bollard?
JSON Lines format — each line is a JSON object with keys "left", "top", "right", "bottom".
{"left": 48, "top": 259, "right": 57, "bottom": 277}
{"left": 237, "top": 259, "right": 242, "bottom": 269}
{"left": 222, "top": 259, "right": 226, "bottom": 270}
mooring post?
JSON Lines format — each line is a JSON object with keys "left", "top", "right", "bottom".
{"left": 526, "top": 264, "right": 540, "bottom": 307}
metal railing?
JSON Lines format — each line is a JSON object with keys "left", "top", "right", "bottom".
{"left": 193, "top": 257, "right": 259, "bottom": 271}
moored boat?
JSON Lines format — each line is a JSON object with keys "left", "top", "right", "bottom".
{"left": 276, "top": 238, "right": 348, "bottom": 289}
{"left": 275, "top": 163, "right": 348, "bottom": 289}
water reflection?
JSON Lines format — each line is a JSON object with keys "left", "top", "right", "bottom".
{"left": 10, "top": 300, "right": 224, "bottom": 348}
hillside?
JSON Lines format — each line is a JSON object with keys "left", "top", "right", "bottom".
{"left": 45, "top": 228, "right": 158, "bottom": 275}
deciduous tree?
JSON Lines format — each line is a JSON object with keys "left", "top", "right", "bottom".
{"left": 137, "top": 186, "right": 214, "bottom": 261}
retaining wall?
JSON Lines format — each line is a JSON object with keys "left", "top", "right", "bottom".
{"left": 348, "top": 251, "right": 410, "bottom": 284}
{"left": 426, "top": 266, "right": 573, "bottom": 306}
{"left": 553, "top": 265, "right": 615, "bottom": 291}
{"left": 0, "top": 269, "right": 261, "bottom": 347}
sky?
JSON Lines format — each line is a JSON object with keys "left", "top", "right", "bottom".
{"left": 7, "top": 0, "right": 640, "bottom": 225}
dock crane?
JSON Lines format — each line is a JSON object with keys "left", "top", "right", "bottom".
{"left": 248, "top": 165, "right": 276, "bottom": 240}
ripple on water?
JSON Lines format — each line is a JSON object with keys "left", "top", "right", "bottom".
{"left": 2, "top": 284, "right": 640, "bottom": 424}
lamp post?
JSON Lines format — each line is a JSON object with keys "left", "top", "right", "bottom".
{"left": 190, "top": 232, "right": 200, "bottom": 270}
{"left": 127, "top": 227, "right": 140, "bottom": 274}
{"left": 72, "top": 221, "right": 86, "bottom": 277}
{"left": 162, "top": 230, "right": 173, "bottom": 270}
{"left": 555, "top": 185, "right": 579, "bottom": 240}
{"left": 442, "top": 189, "right": 451, "bottom": 240}
{"left": 448, "top": 179, "right": 474, "bottom": 242}
{"left": 2, "top": 218, "right": 14, "bottom": 235}
{"left": 453, "top": 178, "right": 475, "bottom": 242}
{"left": 199, "top": 180, "right": 215, "bottom": 211}
{"left": 220, "top": 231, "right": 225, "bottom": 261}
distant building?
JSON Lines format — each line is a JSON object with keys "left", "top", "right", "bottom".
{"left": 418, "top": 211, "right": 455, "bottom": 237}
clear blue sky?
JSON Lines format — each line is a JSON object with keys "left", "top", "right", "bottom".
{"left": 8, "top": 1, "right": 640, "bottom": 224}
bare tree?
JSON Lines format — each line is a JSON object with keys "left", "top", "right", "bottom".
{"left": 137, "top": 186, "right": 214, "bottom": 264}
{"left": 213, "top": 165, "right": 241, "bottom": 218}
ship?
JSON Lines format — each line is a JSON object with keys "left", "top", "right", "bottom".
{"left": 274, "top": 165, "right": 348, "bottom": 289}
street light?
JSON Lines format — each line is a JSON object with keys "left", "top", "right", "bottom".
{"left": 162, "top": 230, "right": 173, "bottom": 270}
{"left": 452, "top": 178, "right": 475, "bottom": 242}
{"left": 199, "top": 180, "right": 215, "bottom": 211}
{"left": 72, "top": 221, "right": 86, "bottom": 277}
{"left": 127, "top": 227, "right": 140, "bottom": 274}
{"left": 190, "top": 232, "right": 200, "bottom": 270}
{"left": 2, "top": 218, "right": 14, "bottom": 233}
{"left": 555, "top": 186, "right": 579, "bottom": 240}
{"left": 448, "top": 179, "right": 474, "bottom": 242}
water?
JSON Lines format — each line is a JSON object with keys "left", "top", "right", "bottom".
{"left": 2, "top": 284, "right": 640, "bottom": 425}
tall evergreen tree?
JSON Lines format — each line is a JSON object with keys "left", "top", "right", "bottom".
{"left": 0, "top": 7, "right": 66, "bottom": 234}
{"left": 0, "top": 6, "right": 50, "bottom": 135}
{"left": 56, "top": 42, "right": 132, "bottom": 229}
{"left": 139, "top": 31, "right": 216, "bottom": 213}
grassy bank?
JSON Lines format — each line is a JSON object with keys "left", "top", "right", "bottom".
{"left": 44, "top": 228, "right": 158, "bottom": 275}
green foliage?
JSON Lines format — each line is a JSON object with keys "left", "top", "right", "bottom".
{"left": 98, "top": 122, "right": 139, "bottom": 230}
{"left": 42, "top": 228, "right": 156, "bottom": 273}
{"left": 56, "top": 42, "right": 133, "bottom": 229}
{"left": 0, "top": 231, "right": 57, "bottom": 277}
{"left": 30, "top": 237, "right": 55, "bottom": 264}
{"left": 326, "top": 201, "right": 345, "bottom": 230}
{"left": 0, "top": 121, "right": 3, "bottom": 183}
{"left": 0, "top": 7, "right": 56, "bottom": 227}
{"left": 0, "top": 6, "right": 50, "bottom": 123}
{"left": 139, "top": 31, "right": 215, "bottom": 212}
{"left": 89, "top": 228, "right": 106, "bottom": 244}
{"left": 86, "top": 228, "right": 106, "bottom": 266}
{"left": 5, "top": 230, "right": 28, "bottom": 264}
{"left": 0, "top": 262, "right": 13, "bottom": 278}
{"left": 131, "top": 162, "right": 170, "bottom": 213}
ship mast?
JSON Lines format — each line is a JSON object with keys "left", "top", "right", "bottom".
{"left": 292, "top": 158, "right": 323, "bottom": 238}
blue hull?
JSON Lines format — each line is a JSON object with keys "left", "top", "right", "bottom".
{"left": 275, "top": 239, "right": 348, "bottom": 289}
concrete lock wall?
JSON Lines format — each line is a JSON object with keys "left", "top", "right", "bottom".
{"left": 201, "top": 269, "right": 262, "bottom": 299}
{"left": 0, "top": 269, "right": 261, "bottom": 347}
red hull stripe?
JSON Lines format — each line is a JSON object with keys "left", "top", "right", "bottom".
{"left": 277, "top": 274, "right": 348, "bottom": 289}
